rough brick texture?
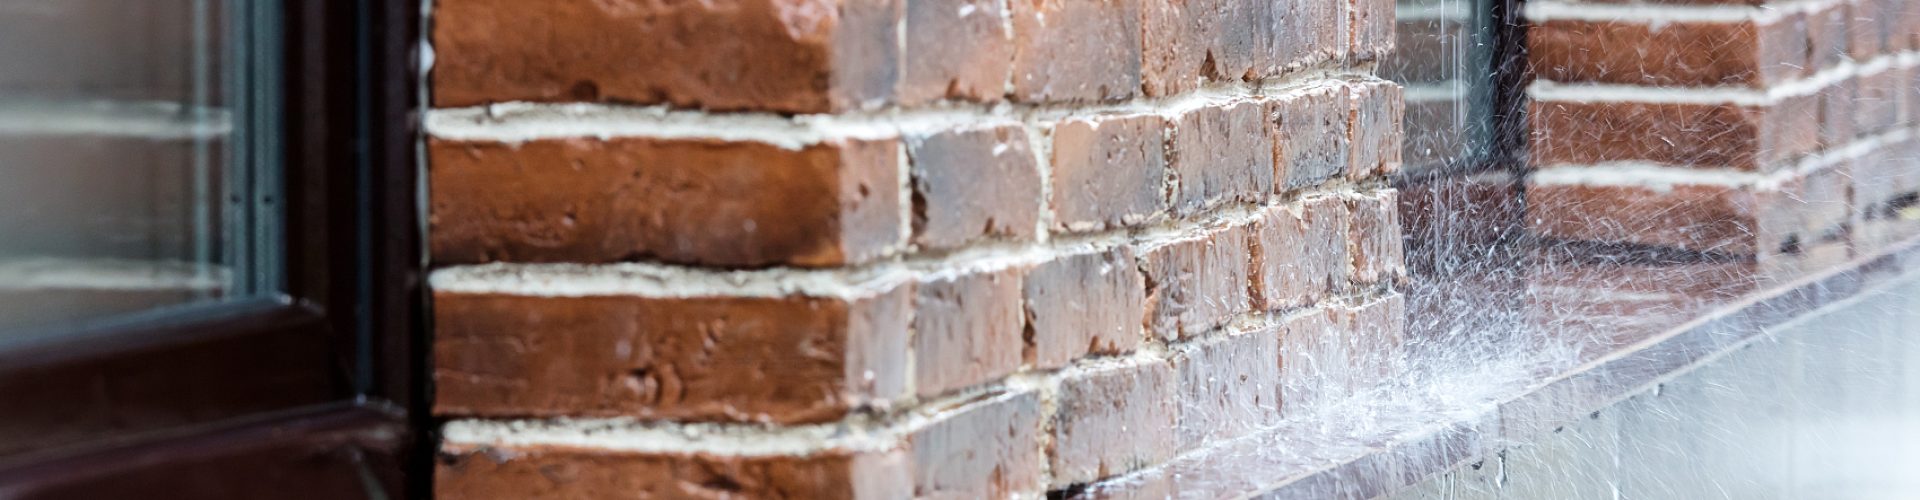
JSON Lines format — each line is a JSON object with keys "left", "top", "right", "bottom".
{"left": 907, "top": 125, "right": 1042, "bottom": 250}
{"left": 432, "top": 0, "right": 903, "bottom": 113}
{"left": 912, "top": 267, "right": 1026, "bottom": 397}
{"left": 437, "top": 444, "right": 912, "bottom": 500}
{"left": 430, "top": 137, "right": 904, "bottom": 268}
{"left": 1024, "top": 247, "right": 1148, "bottom": 369}
{"left": 1050, "top": 114, "right": 1171, "bottom": 232}
{"left": 432, "top": 287, "right": 911, "bottom": 424}
{"left": 1140, "top": 223, "right": 1255, "bottom": 342}
{"left": 1049, "top": 358, "right": 1178, "bottom": 488}
{"left": 428, "top": 0, "right": 1404, "bottom": 495}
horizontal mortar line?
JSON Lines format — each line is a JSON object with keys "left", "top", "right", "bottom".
{"left": 1524, "top": 0, "right": 1836, "bottom": 24}
{"left": 0, "top": 99, "right": 231, "bottom": 140}
{"left": 424, "top": 72, "right": 1393, "bottom": 148}
{"left": 1528, "top": 51, "right": 1918, "bottom": 106}
{"left": 1403, "top": 80, "right": 1470, "bottom": 102}
{"left": 0, "top": 257, "right": 230, "bottom": 292}
{"left": 1395, "top": 0, "right": 1475, "bottom": 21}
{"left": 1529, "top": 127, "right": 1913, "bottom": 190}
{"left": 427, "top": 185, "right": 1392, "bottom": 299}
{"left": 438, "top": 286, "right": 1390, "bottom": 456}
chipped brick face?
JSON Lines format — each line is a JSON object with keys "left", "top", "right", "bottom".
{"left": 427, "top": 0, "right": 1403, "bottom": 495}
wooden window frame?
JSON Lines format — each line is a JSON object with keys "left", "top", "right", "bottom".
{"left": 0, "top": 1, "right": 423, "bottom": 498}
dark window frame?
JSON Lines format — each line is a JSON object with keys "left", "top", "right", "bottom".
{"left": 0, "top": 0, "right": 422, "bottom": 497}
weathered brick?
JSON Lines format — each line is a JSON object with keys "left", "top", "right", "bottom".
{"left": 1270, "top": 84, "right": 1353, "bottom": 191}
{"left": 1348, "top": 190, "right": 1407, "bottom": 285}
{"left": 1856, "top": 64, "right": 1906, "bottom": 135}
{"left": 1808, "top": 2, "right": 1850, "bottom": 72}
{"left": 900, "top": 0, "right": 1012, "bottom": 104}
{"left": 1529, "top": 15, "right": 1808, "bottom": 87}
{"left": 1278, "top": 306, "right": 1354, "bottom": 418}
{"left": 1050, "top": 114, "right": 1171, "bottom": 232}
{"left": 1140, "top": 223, "right": 1255, "bottom": 342}
{"left": 1820, "top": 76, "right": 1859, "bottom": 149}
{"left": 432, "top": 286, "right": 910, "bottom": 424}
{"left": 1854, "top": 138, "right": 1920, "bottom": 253}
{"left": 913, "top": 266, "right": 1026, "bottom": 397}
{"left": 430, "top": 137, "right": 903, "bottom": 267}
{"left": 1529, "top": 98, "right": 1816, "bottom": 171}
{"left": 1140, "top": 0, "right": 1265, "bottom": 95}
{"left": 433, "top": 0, "right": 901, "bottom": 113}
{"left": 1347, "top": 292, "right": 1407, "bottom": 388}
{"left": 1350, "top": 80, "right": 1406, "bottom": 178}
{"left": 1049, "top": 358, "right": 1178, "bottom": 488}
{"left": 908, "top": 125, "right": 1042, "bottom": 250}
{"left": 1350, "top": 0, "right": 1396, "bottom": 62}
{"left": 436, "top": 443, "right": 911, "bottom": 500}
{"left": 1252, "top": 195, "right": 1352, "bottom": 311}
{"left": 909, "top": 389, "right": 1045, "bottom": 499}
{"left": 1170, "top": 101, "right": 1275, "bottom": 215}
{"left": 1527, "top": 165, "right": 1843, "bottom": 260}
{"left": 1009, "top": 0, "right": 1143, "bottom": 103}
{"left": 1849, "top": 0, "right": 1889, "bottom": 59}
{"left": 1024, "top": 247, "right": 1148, "bottom": 369}
{"left": 1171, "top": 327, "right": 1282, "bottom": 450}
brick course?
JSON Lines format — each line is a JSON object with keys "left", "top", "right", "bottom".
{"left": 427, "top": 0, "right": 1404, "bottom": 495}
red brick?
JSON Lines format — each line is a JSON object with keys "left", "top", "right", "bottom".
{"left": 900, "top": 0, "right": 1012, "bottom": 104}
{"left": 1049, "top": 358, "right": 1178, "bottom": 488}
{"left": 1526, "top": 249, "right": 1762, "bottom": 354}
{"left": 1009, "top": 0, "right": 1142, "bottom": 103}
{"left": 913, "top": 267, "right": 1026, "bottom": 397}
{"left": 1139, "top": 223, "right": 1255, "bottom": 342}
{"left": 1820, "top": 76, "right": 1859, "bottom": 149}
{"left": 1526, "top": 166, "right": 1843, "bottom": 261}
{"left": 1529, "top": 15, "right": 1807, "bottom": 87}
{"left": 432, "top": 0, "right": 901, "bottom": 113}
{"left": 436, "top": 443, "right": 910, "bottom": 499}
{"left": 1854, "top": 138, "right": 1920, "bottom": 253}
{"left": 1397, "top": 172, "right": 1526, "bottom": 263}
{"left": 1809, "top": 2, "right": 1850, "bottom": 72}
{"left": 1347, "top": 292, "right": 1407, "bottom": 388}
{"left": 1169, "top": 101, "right": 1275, "bottom": 215}
{"left": 1260, "top": 0, "right": 1347, "bottom": 73}
{"left": 909, "top": 389, "right": 1045, "bottom": 499}
{"left": 1171, "top": 327, "right": 1282, "bottom": 450}
{"left": 1529, "top": 98, "right": 1816, "bottom": 171}
{"left": 432, "top": 287, "right": 910, "bottom": 424}
{"left": 1849, "top": 0, "right": 1889, "bottom": 59}
{"left": 1049, "top": 114, "right": 1171, "bottom": 232}
{"left": 1350, "top": 0, "right": 1396, "bottom": 62}
{"left": 1140, "top": 0, "right": 1265, "bottom": 95}
{"left": 1348, "top": 190, "right": 1407, "bottom": 285}
{"left": 908, "top": 125, "right": 1042, "bottom": 250}
{"left": 1350, "top": 80, "right": 1406, "bottom": 178}
{"left": 1856, "top": 64, "right": 1906, "bottom": 135}
{"left": 430, "top": 137, "right": 903, "bottom": 267}
{"left": 1252, "top": 196, "right": 1352, "bottom": 311}
{"left": 1278, "top": 306, "right": 1353, "bottom": 418}
{"left": 1023, "top": 247, "right": 1148, "bottom": 369}
{"left": 1270, "top": 84, "right": 1353, "bottom": 191}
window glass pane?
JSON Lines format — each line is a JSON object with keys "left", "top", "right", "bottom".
{"left": 0, "top": 0, "right": 280, "bottom": 336}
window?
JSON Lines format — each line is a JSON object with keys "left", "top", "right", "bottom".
{"left": 0, "top": 2, "right": 421, "bottom": 497}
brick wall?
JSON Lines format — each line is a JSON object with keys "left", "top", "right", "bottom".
{"left": 425, "top": 0, "right": 1404, "bottom": 497}
{"left": 1527, "top": 0, "right": 1920, "bottom": 284}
